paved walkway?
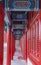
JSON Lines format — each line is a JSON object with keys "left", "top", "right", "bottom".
{"left": 3, "top": 43, "right": 33, "bottom": 65}
{"left": 11, "top": 51, "right": 26, "bottom": 65}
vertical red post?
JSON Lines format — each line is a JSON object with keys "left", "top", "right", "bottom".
{"left": 0, "top": 3, "right": 4, "bottom": 65}
{"left": 11, "top": 32, "right": 15, "bottom": 60}
{"left": 26, "top": 32, "right": 27, "bottom": 61}
{"left": 24, "top": 33, "right": 27, "bottom": 60}
{"left": 6, "top": 28, "right": 11, "bottom": 65}
{"left": 39, "top": 10, "right": 41, "bottom": 65}
{"left": 20, "top": 38, "right": 22, "bottom": 54}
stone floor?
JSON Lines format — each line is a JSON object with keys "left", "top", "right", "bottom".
{"left": 3, "top": 43, "right": 33, "bottom": 65}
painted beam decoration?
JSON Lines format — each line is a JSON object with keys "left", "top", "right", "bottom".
{"left": 5, "top": 0, "right": 39, "bottom": 11}
{"left": 11, "top": 13, "right": 27, "bottom": 21}
{"left": 15, "top": 34, "right": 22, "bottom": 40}
{"left": 12, "top": 24, "right": 27, "bottom": 29}
{"left": 14, "top": 30, "right": 23, "bottom": 35}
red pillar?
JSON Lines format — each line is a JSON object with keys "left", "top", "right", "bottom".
{"left": 6, "top": 28, "right": 11, "bottom": 65}
{"left": 24, "top": 33, "right": 27, "bottom": 60}
{"left": 11, "top": 32, "right": 15, "bottom": 60}
{"left": 39, "top": 10, "right": 41, "bottom": 65}
{"left": 0, "top": 3, "right": 4, "bottom": 65}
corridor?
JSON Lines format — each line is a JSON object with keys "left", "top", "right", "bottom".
{"left": 3, "top": 43, "right": 33, "bottom": 65}
{"left": 0, "top": 0, "right": 41, "bottom": 65}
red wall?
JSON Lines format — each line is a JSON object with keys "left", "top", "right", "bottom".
{"left": 27, "top": 11, "right": 41, "bottom": 65}
{"left": 20, "top": 11, "right": 41, "bottom": 65}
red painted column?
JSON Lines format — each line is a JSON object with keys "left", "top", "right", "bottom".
{"left": 26, "top": 31, "right": 28, "bottom": 61}
{"left": 11, "top": 32, "right": 15, "bottom": 60}
{"left": 0, "top": 3, "right": 4, "bottom": 65}
{"left": 20, "top": 39, "right": 22, "bottom": 54}
{"left": 6, "top": 27, "right": 11, "bottom": 65}
{"left": 39, "top": 10, "right": 41, "bottom": 65}
{"left": 24, "top": 33, "right": 27, "bottom": 60}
